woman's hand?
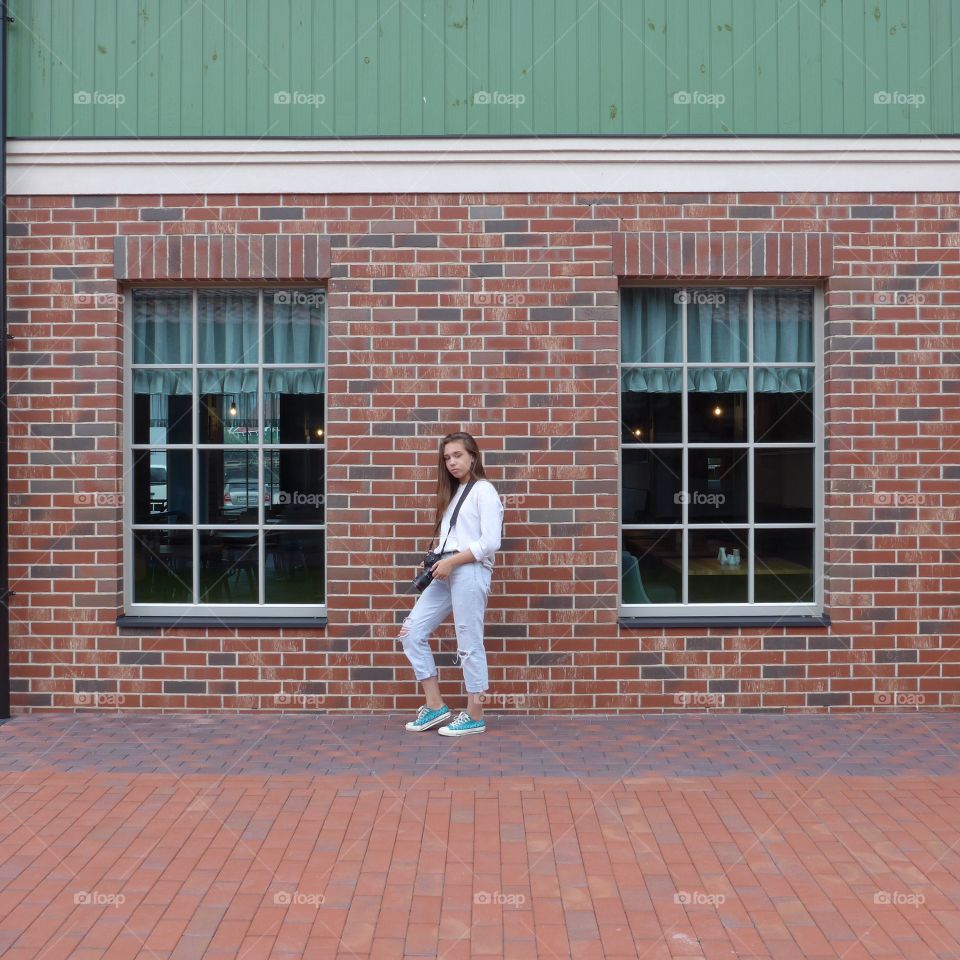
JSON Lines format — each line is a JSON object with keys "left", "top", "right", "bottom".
{"left": 430, "top": 557, "right": 457, "bottom": 581}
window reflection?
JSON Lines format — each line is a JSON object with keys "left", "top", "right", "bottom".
{"left": 621, "top": 449, "right": 682, "bottom": 524}
{"left": 621, "top": 531, "right": 682, "bottom": 605}
{"left": 198, "top": 531, "right": 259, "bottom": 603}
{"left": 755, "top": 368, "right": 814, "bottom": 442}
{"left": 621, "top": 370, "right": 681, "bottom": 443}
{"left": 755, "top": 529, "right": 814, "bottom": 603}
{"left": 755, "top": 450, "right": 813, "bottom": 523}
{"left": 133, "top": 370, "right": 192, "bottom": 445}
{"left": 133, "top": 450, "right": 192, "bottom": 524}
{"left": 265, "top": 530, "right": 325, "bottom": 603}
{"left": 132, "top": 529, "right": 192, "bottom": 604}
{"left": 266, "top": 450, "right": 325, "bottom": 524}
{"left": 687, "top": 379, "right": 747, "bottom": 443}
{"left": 687, "top": 449, "right": 748, "bottom": 522}
{"left": 264, "top": 369, "right": 325, "bottom": 444}
{"left": 199, "top": 450, "right": 260, "bottom": 525}
{"left": 199, "top": 369, "right": 259, "bottom": 444}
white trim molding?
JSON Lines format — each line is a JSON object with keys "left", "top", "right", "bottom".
{"left": 8, "top": 137, "right": 960, "bottom": 195}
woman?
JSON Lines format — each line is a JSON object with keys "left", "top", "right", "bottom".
{"left": 399, "top": 431, "right": 504, "bottom": 736}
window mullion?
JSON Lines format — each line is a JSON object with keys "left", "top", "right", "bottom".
{"left": 681, "top": 289, "right": 688, "bottom": 605}
{"left": 192, "top": 288, "right": 199, "bottom": 606}
{"left": 258, "top": 289, "right": 265, "bottom": 605}
{"left": 747, "top": 287, "right": 754, "bottom": 605}
{"left": 815, "top": 286, "right": 825, "bottom": 613}
{"left": 123, "top": 294, "right": 132, "bottom": 613}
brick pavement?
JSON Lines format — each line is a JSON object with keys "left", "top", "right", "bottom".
{"left": 1, "top": 714, "right": 959, "bottom": 958}
{"left": 1, "top": 713, "right": 959, "bottom": 778}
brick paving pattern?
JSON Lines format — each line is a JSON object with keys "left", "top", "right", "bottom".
{"left": 1, "top": 714, "right": 959, "bottom": 958}
{"left": 0, "top": 714, "right": 958, "bottom": 778}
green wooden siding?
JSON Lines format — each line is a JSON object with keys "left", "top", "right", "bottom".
{"left": 7, "top": 0, "right": 958, "bottom": 137}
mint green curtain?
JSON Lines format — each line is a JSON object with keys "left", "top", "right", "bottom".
{"left": 754, "top": 289, "right": 814, "bottom": 391}
{"left": 132, "top": 290, "right": 192, "bottom": 366}
{"left": 132, "top": 289, "right": 325, "bottom": 395}
{"left": 621, "top": 287, "right": 813, "bottom": 392}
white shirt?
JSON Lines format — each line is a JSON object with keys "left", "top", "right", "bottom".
{"left": 434, "top": 479, "right": 504, "bottom": 570}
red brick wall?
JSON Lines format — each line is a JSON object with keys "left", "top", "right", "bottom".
{"left": 6, "top": 191, "right": 960, "bottom": 713}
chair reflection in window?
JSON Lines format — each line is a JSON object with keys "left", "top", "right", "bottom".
{"left": 266, "top": 531, "right": 308, "bottom": 580}
{"left": 621, "top": 549, "right": 681, "bottom": 605}
{"left": 222, "top": 536, "right": 257, "bottom": 596}
{"left": 621, "top": 551, "right": 652, "bottom": 604}
{"left": 200, "top": 533, "right": 257, "bottom": 601}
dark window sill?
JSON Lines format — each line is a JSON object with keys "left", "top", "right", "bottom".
{"left": 117, "top": 615, "right": 327, "bottom": 629}
{"left": 619, "top": 614, "right": 831, "bottom": 628}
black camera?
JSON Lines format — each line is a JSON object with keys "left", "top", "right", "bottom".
{"left": 413, "top": 552, "right": 442, "bottom": 592}
{"left": 412, "top": 481, "right": 476, "bottom": 593}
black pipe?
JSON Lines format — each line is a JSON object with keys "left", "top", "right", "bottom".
{"left": 0, "top": 2, "right": 11, "bottom": 721}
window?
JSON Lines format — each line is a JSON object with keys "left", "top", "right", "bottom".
{"left": 125, "top": 288, "right": 326, "bottom": 617}
{"left": 619, "top": 285, "right": 823, "bottom": 618}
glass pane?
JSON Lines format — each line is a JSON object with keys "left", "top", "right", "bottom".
{"left": 265, "top": 530, "right": 326, "bottom": 603}
{"left": 621, "top": 371, "right": 681, "bottom": 443}
{"left": 621, "top": 530, "right": 682, "bottom": 604}
{"left": 132, "top": 289, "right": 192, "bottom": 365}
{"left": 688, "top": 529, "right": 749, "bottom": 604}
{"left": 755, "top": 450, "right": 813, "bottom": 523}
{"left": 132, "top": 370, "right": 193, "bottom": 445}
{"left": 264, "top": 290, "right": 325, "bottom": 364}
{"left": 266, "top": 450, "right": 325, "bottom": 524}
{"left": 753, "top": 288, "right": 814, "bottom": 363}
{"left": 199, "top": 531, "right": 258, "bottom": 603}
{"left": 622, "top": 448, "right": 682, "bottom": 524}
{"left": 685, "top": 288, "right": 748, "bottom": 362}
{"left": 132, "top": 530, "right": 193, "bottom": 604}
{"left": 133, "top": 450, "right": 192, "bottom": 524}
{"left": 199, "top": 369, "right": 259, "bottom": 444}
{"left": 687, "top": 449, "right": 748, "bottom": 522}
{"left": 621, "top": 288, "right": 682, "bottom": 364}
{"left": 755, "top": 529, "right": 814, "bottom": 603}
{"left": 687, "top": 375, "right": 747, "bottom": 443}
{"left": 198, "top": 290, "right": 259, "bottom": 365}
{"left": 199, "top": 450, "right": 260, "bottom": 524}
{"left": 264, "top": 369, "right": 326, "bottom": 445}
{"left": 755, "top": 368, "right": 815, "bottom": 442}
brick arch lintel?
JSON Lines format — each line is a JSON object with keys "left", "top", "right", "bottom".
{"left": 613, "top": 231, "right": 834, "bottom": 279}
{"left": 113, "top": 234, "right": 331, "bottom": 282}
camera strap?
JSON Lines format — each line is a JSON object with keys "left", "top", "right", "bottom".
{"left": 433, "top": 480, "right": 477, "bottom": 554}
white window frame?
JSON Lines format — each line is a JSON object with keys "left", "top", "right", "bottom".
{"left": 123, "top": 284, "right": 327, "bottom": 618}
{"left": 618, "top": 281, "right": 824, "bottom": 619}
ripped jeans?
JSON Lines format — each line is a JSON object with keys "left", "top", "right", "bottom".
{"left": 399, "top": 561, "right": 492, "bottom": 694}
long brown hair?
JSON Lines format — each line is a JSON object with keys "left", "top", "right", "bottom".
{"left": 432, "top": 431, "right": 490, "bottom": 530}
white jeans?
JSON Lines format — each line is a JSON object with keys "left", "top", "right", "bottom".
{"left": 400, "top": 560, "right": 492, "bottom": 694}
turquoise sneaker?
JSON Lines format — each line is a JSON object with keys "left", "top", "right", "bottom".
{"left": 405, "top": 703, "right": 451, "bottom": 732}
{"left": 437, "top": 710, "right": 486, "bottom": 737}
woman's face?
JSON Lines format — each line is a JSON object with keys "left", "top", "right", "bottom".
{"left": 443, "top": 442, "right": 473, "bottom": 481}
